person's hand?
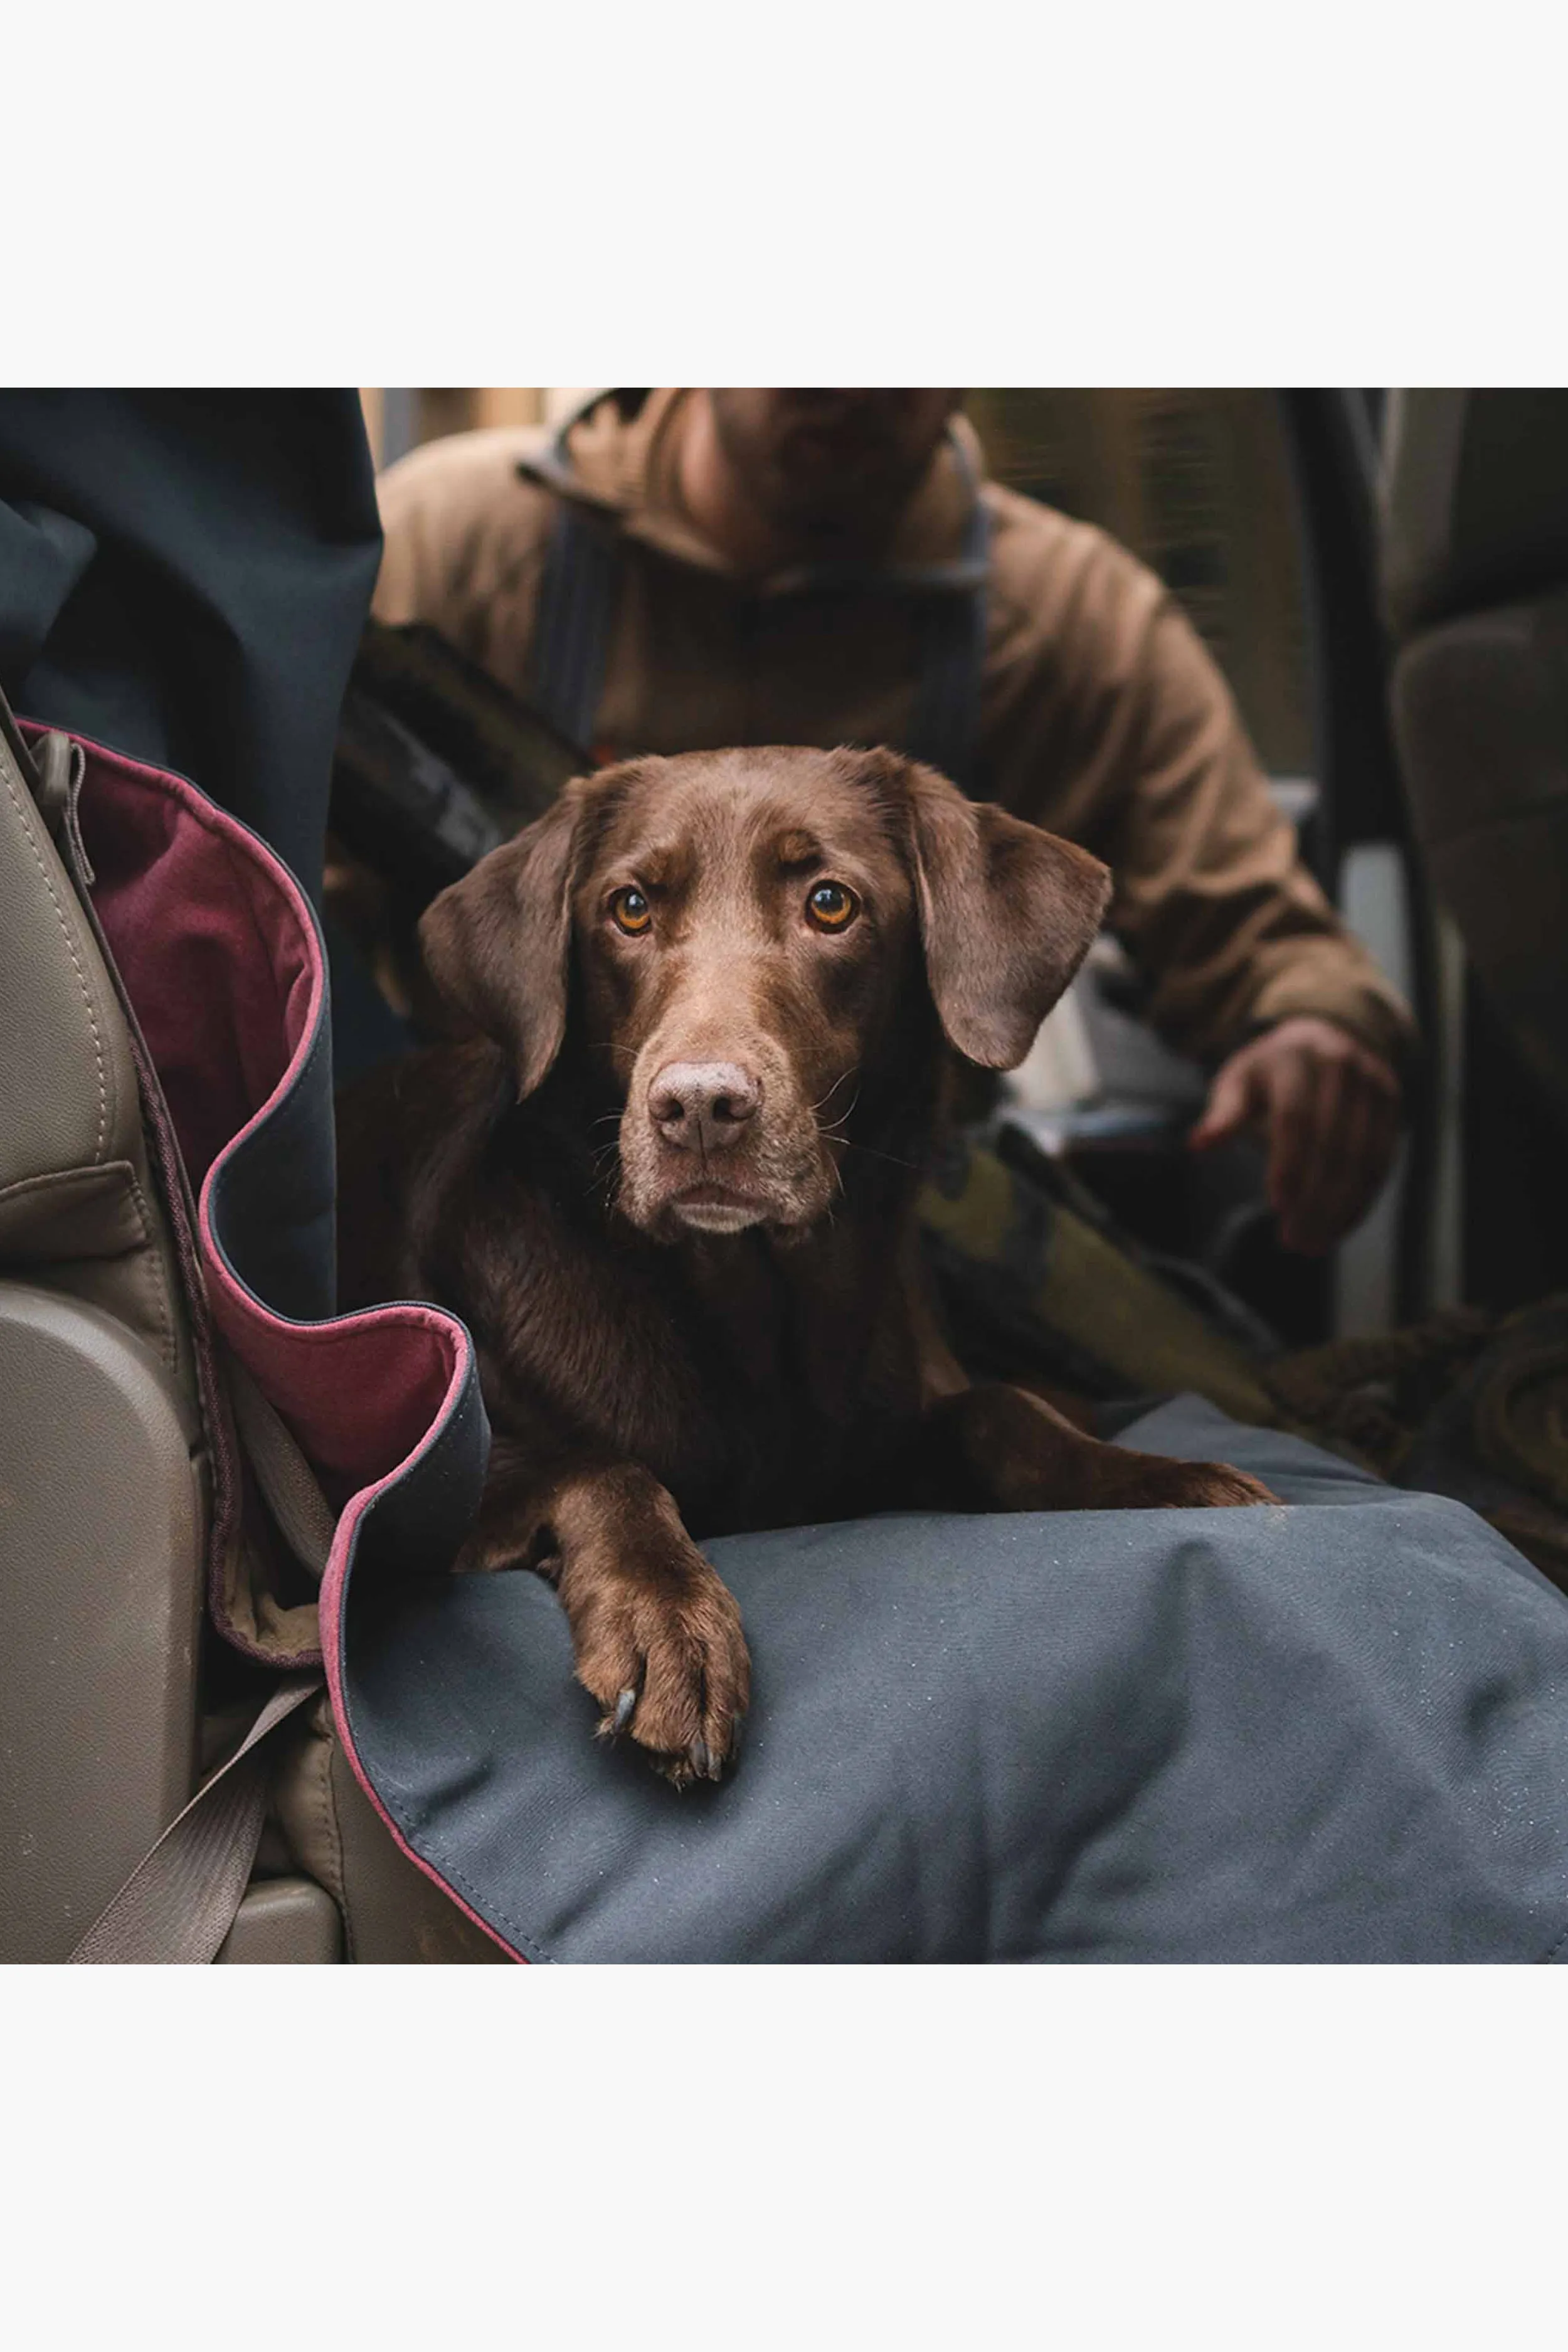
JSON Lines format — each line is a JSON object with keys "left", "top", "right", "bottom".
{"left": 1189, "top": 1017, "right": 1402, "bottom": 1255}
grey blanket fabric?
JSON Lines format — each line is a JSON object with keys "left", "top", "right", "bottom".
{"left": 341, "top": 1398, "right": 1568, "bottom": 1962}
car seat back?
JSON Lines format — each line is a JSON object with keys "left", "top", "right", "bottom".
{"left": 1383, "top": 390, "right": 1568, "bottom": 1135}
{"left": 1, "top": 702, "right": 498, "bottom": 1964}
{"left": 0, "top": 716, "right": 206, "bottom": 1961}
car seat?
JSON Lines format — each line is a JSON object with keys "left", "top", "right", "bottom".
{"left": 0, "top": 705, "right": 499, "bottom": 1962}
{"left": 1383, "top": 389, "right": 1568, "bottom": 1138}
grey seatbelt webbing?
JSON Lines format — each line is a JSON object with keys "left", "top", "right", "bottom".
{"left": 70, "top": 1355, "right": 337, "bottom": 1964}
{"left": 227, "top": 1355, "right": 337, "bottom": 1583}
{"left": 529, "top": 500, "right": 621, "bottom": 753}
{"left": 908, "top": 432, "right": 990, "bottom": 792}
{"left": 68, "top": 1675, "right": 322, "bottom": 1964}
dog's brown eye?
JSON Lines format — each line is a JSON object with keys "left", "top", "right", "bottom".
{"left": 806, "top": 881, "right": 859, "bottom": 931}
{"left": 610, "top": 887, "right": 652, "bottom": 935}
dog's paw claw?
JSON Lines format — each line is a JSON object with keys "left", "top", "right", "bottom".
{"left": 1151, "top": 1460, "right": 1280, "bottom": 1508}
{"left": 571, "top": 1563, "right": 750, "bottom": 1787}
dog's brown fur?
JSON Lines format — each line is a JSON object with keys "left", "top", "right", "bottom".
{"left": 337, "top": 746, "right": 1273, "bottom": 1786}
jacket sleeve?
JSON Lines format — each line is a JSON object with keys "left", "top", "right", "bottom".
{"left": 369, "top": 432, "right": 555, "bottom": 704}
{"left": 1076, "top": 584, "right": 1414, "bottom": 1073}
{"left": 371, "top": 444, "right": 471, "bottom": 632}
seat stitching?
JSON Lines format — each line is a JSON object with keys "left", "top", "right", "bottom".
{"left": 1, "top": 749, "right": 110, "bottom": 1162}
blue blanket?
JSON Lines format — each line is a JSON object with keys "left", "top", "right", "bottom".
{"left": 339, "top": 1397, "right": 1568, "bottom": 1963}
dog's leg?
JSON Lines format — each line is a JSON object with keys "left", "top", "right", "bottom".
{"left": 916, "top": 1382, "right": 1278, "bottom": 1512}
{"left": 457, "top": 1447, "right": 750, "bottom": 1786}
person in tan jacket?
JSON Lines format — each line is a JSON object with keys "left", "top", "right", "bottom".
{"left": 374, "top": 389, "right": 1412, "bottom": 1256}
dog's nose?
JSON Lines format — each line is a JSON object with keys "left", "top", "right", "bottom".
{"left": 649, "top": 1061, "right": 761, "bottom": 1153}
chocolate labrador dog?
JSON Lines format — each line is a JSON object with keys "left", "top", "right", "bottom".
{"left": 337, "top": 744, "right": 1273, "bottom": 1785}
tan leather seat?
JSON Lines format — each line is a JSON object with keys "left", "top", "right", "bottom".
{"left": 1383, "top": 391, "right": 1568, "bottom": 1137}
{"left": 0, "top": 717, "right": 504, "bottom": 1963}
{"left": 0, "top": 724, "right": 212, "bottom": 1959}
{"left": 0, "top": 722, "right": 361, "bottom": 1961}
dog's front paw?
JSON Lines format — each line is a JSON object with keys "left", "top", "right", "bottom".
{"left": 565, "top": 1552, "right": 751, "bottom": 1788}
{"left": 1133, "top": 1458, "right": 1280, "bottom": 1509}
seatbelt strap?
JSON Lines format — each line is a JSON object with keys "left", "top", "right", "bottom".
{"left": 908, "top": 431, "right": 990, "bottom": 791}
{"left": 67, "top": 1675, "right": 322, "bottom": 1963}
{"left": 70, "top": 1353, "right": 337, "bottom": 1963}
{"left": 529, "top": 498, "right": 622, "bottom": 753}
{"left": 526, "top": 407, "right": 991, "bottom": 790}
{"left": 226, "top": 1354, "right": 337, "bottom": 1583}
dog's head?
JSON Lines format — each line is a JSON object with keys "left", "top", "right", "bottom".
{"left": 420, "top": 746, "right": 1110, "bottom": 1241}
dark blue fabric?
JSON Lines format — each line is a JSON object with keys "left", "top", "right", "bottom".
{"left": 0, "top": 390, "right": 383, "bottom": 1313}
{"left": 0, "top": 389, "right": 381, "bottom": 899}
{"left": 339, "top": 1399, "right": 1568, "bottom": 1962}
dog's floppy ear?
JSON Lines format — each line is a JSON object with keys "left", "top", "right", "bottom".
{"left": 862, "top": 751, "right": 1112, "bottom": 1069}
{"left": 418, "top": 782, "right": 588, "bottom": 1099}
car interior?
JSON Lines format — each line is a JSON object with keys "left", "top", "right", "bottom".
{"left": 5, "top": 386, "right": 1568, "bottom": 1963}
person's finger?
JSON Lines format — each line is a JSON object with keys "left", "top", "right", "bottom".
{"left": 1190, "top": 1052, "right": 1265, "bottom": 1151}
{"left": 1364, "top": 1089, "right": 1404, "bottom": 1210}
{"left": 1281, "top": 1057, "right": 1349, "bottom": 1251}
{"left": 1299, "top": 1054, "right": 1407, "bottom": 1250}
{"left": 1264, "top": 1052, "right": 1319, "bottom": 1238}
{"left": 1297, "top": 1069, "right": 1374, "bottom": 1252}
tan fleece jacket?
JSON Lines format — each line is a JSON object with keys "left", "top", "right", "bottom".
{"left": 374, "top": 389, "right": 1412, "bottom": 1069}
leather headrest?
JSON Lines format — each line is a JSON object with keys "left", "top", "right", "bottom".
{"left": 1382, "top": 390, "right": 1568, "bottom": 639}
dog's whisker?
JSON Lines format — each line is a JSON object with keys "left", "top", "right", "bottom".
{"left": 835, "top": 1138, "right": 921, "bottom": 1173}
{"left": 808, "top": 1068, "right": 861, "bottom": 1120}
{"left": 813, "top": 1086, "right": 861, "bottom": 1128}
